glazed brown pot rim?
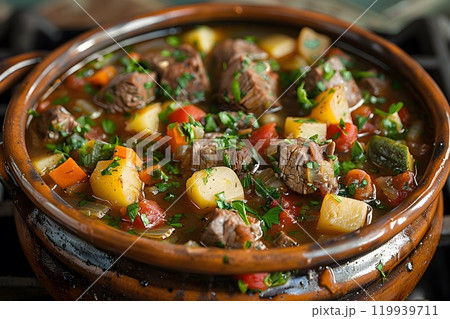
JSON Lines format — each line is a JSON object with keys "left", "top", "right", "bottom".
{"left": 3, "top": 4, "right": 450, "bottom": 275}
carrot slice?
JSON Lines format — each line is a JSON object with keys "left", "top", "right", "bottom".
{"left": 166, "top": 123, "right": 187, "bottom": 153}
{"left": 49, "top": 157, "right": 88, "bottom": 189}
{"left": 88, "top": 66, "right": 117, "bottom": 87}
{"left": 113, "top": 145, "right": 143, "bottom": 168}
{"left": 139, "top": 164, "right": 160, "bottom": 184}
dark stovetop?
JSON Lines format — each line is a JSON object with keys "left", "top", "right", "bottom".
{"left": 0, "top": 10, "right": 449, "bottom": 301}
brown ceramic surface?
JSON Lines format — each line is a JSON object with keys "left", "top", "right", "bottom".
{"left": 1, "top": 4, "right": 449, "bottom": 276}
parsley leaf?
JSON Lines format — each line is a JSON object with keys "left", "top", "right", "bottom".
{"left": 231, "top": 200, "right": 250, "bottom": 225}
{"left": 126, "top": 202, "right": 139, "bottom": 223}
{"left": 101, "top": 118, "right": 116, "bottom": 135}
{"left": 101, "top": 156, "right": 121, "bottom": 175}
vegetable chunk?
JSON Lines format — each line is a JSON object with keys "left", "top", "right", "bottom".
{"left": 90, "top": 158, "right": 142, "bottom": 207}
{"left": 259, "top": 34, "right": 296, "bottom": 59}
{"left": 49, "top": 158, "right": 88, "bottom": 189}
{"left": 367, "top": 135, "right": 414, "bottom": 173}
{"left": 311, "top": 84, "right": 351, "bottom": 124}
{"left": 126, "top": 102, "right": 161, "bottom": 133}
{"left": 186, "top": 166, "right": 244, "bottom": 209}
{"left": 317, "top": 194, "right": 368, "bottom": 234}
{"left": 284, "top": 117, "right": 327, "bottom": 141}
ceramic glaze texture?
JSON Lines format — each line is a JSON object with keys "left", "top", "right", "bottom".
{"left": 0, "top": 4, "right": 449, "bottom": 282}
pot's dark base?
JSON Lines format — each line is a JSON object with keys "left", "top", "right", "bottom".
{"left": 14, "top": 193, "right": 443, "bottom": 300}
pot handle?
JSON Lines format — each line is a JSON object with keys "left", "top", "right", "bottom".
{"left": 0, "top": 51, "right": 46, "bottom": 96}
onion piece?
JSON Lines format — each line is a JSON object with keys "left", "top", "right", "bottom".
{"left": 75, "top": 99, "right": 103, "bottom": 119}
{"left": 255, "top": 168, "right": 283, "bottom": 189}
{"left": 64, "top": 198, "right": 110, "bottom": 218}
{"left": 134, "top": 225, "right": 175, "bottom": 239}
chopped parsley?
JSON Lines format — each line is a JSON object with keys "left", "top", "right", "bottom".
{"left": 203, "top": 168, "right": 213, "bottom": 185}
{"left": 322, "top": 62, "right": 335, "bottom": 81}
{"left": 376, "top": 261, "right": 386, "bottom": 283}
{"left": 101, "top": 118, "right": 116, "bottom": 135}
{"left": 355, "top": 115, "right": 369, "bottom": 132}
{"left": 254, "top": 178, "right": 280, "bottom": 200}
{"left": 126, "top": 202, "right": 140, "bottom": 223}
{"left": 374, "top": 102, "right": 404, "bottom": 117}
{"left": 231, "top": 78, "right": 241, "bottom": 102}
{"left": 241, "top": 172, "right": 253, "bottom": 188}
{"left": 100, "top": 156, "right": 121, "bottom": 175}
{"left": 155, "top": 181, "right": 180, "bottom": 192}
{"left": 331, "top": 194, "right": 342, "bottom": 203}
{"left": 204, "top": 114, "right": 218, "bottom": 132}
{"left": 231, "top": 200, "right": 250, "bottom": 225}
{"left": 297, "top": 82, "right": 315, "bottom": 110}
{"left": 52, "top": 96, "right": 70, "bottom": 105}
{"left": 351, "top": 70, "right": 377, "bottom": 79}
{"left": 304, "top": 38, "right": 320, "bottom": 49}
{"left": 295, "top": 118, "right": 317, "bottom": 123}
{"left": 166, "top": 213, "right": 184, "bottom": 228}
{"left": 166, "top": 35, "right": 180, "bottom": 47}
{"left": 27, "top": 109, "right": 39, "bottom": 117}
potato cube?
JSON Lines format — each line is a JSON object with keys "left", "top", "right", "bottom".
{"left": 186, "top": 166, "right": 244, "bottom": 209}
{"left": 310, "top": 84, "right": 351, "bottom": 124}
{"left": 284, "top": 117, "right": 327, "bottom": 141}
{"left": 317, "top": 194, "right": 368, "bottom": 234}
{"left": 259, "top": 34, "right": 296, "bottom": 59}
{"left": 126, "top": 102, "right": 161, "bottom": 133}
{"left": 90, "top": 158, "right": 142, "bottom": 208}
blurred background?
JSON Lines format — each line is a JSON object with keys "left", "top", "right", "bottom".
{"left": 0, "top": 0, "right": 449, "bottom": 300}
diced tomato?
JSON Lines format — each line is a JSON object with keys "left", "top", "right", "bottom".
{"left": 268, "top": 195, "right": 300, "bottom": 233}
{"left": 249, "top": 123, "right": 278, "bottom": 152}
{"left": 120, "top": 199, "right": 166, "bottom": 230}
{"left": 375, "top": 171, "right": 416, "bottom": 207}
{"left": 235, "top": 273, "right": 269, "bottom": 291}
{"left": 167, "top": 105, "right": 206, "bottom": 123}
{"left": 327, "top": 122, "right": 358, "bottom": 152}
{"left": 343, "top": 169, "right": 374, "bottom": 201}
{"left": 65, "top": 74, "right": 87, "bottom": 91}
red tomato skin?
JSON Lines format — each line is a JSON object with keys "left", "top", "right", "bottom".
{"left": 398, "top": 107, "right": 410, "bottom": 126}
{"left": 235, "top": 273, "right": 269, "bottom": 291}
{"left": 120, "top": 200, "right": 166, "bottom": 230}
{"left": 249, "top": 123, "right": 278, "bottom": 151}
{"left": 327, "top": 123, "right": 358, "bottom": 152}
{"left": 167, "top": 105, "right": 206, "bottom": 123}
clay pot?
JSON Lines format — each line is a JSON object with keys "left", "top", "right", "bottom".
{"left": 0, "top": 4, "right": 449, "bottom": 300}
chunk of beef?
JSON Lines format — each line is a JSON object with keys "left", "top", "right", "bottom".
{"left": 143, "top": 44, "right": 210, "bottom": 102}
{"left": 272, "top": 231, "right": 299, "bottom": 248}
{"left": 213, "top": 39, "right": 279, "bottom": 113}
{"left": 192, "top": 135, "right": 254, "bottom": 175}
{"left": 200, "top": 208, "right": 266, "bottom": 249}
{"left": 278, "top": 138, "right": 338, "bottom": 195}
{"left": 36, "top": 105, "right": 79, "bottom": 143}
{"left": 100, "top": 71, "right": 157, "bottom": 113}
{"left": 359, "top": 69, "right": 389, "bottom": 97}
{"left": 304, "top": 56, "right": 362, "bottom": 107}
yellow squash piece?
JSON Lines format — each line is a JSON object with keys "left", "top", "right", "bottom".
{"left": 310, "top": 84, "right": 351, "bottom": 125}
{"left": 186, "top": 166, "right": 244, "bottom": 209}
{"left": 126, "top": 102, "right": 161, "bottom": 133}
{"left": 259, "top": 34, "right": 296, "bottom": 59}
{"left": 90, "top": 158, "right": 142, "bottom": 207}
{"left": 284, "top": 117, "right": 327, "bottom": 141}
{"left": 317, "top": 194, "right": 369, "bottom": 235}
